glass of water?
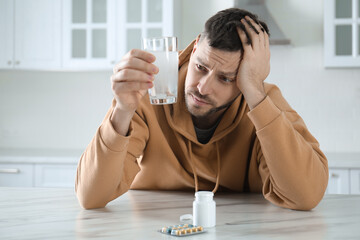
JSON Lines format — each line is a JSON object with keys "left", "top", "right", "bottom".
{"left": 142, "top": 37, "right": 178, "bottom": 105}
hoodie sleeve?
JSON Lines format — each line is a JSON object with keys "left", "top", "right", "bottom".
{"left": 75, "top": 100, "right": 148, "bottom": 209}
{"left": 247, "top": 85, "right": 329, "bottom": 210}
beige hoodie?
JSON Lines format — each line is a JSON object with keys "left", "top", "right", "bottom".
{"left": 76, "top": 41, "right": 329, "bottom": 210}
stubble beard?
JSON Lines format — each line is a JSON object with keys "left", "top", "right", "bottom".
{"left": 185, "top": 89, "right": 240, "bottom": 119}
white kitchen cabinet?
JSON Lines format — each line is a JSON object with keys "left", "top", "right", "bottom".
{"left": 326, "top": 153, "right": 360, "bottom": 194}
{"left": 0, "top": 0, "right": 14, "bottom": 68}
{"left": 324, "top": 0, "right": 360, "bottom": 67}
{"left": 62, "top": 0, "right": 179, "bottom": 70}
{"left": 350, "top": 169, "right": 360, "bottom": 194}
{"left": 327, "top": 167, "right": 360, "bottom": 194}
{"left": 1, "top": 0, "right": 179, "bottom": 70}
{"left": 0, "top": 163, "right": 77, "bottom": 188}
{"left": 62, "top": 0, "right": 116, "bottom": 69}
{"left": 0, "top": 149, "right": 80, "bottom": 188}
{"left": 327, "top": 169, "right": 350, "bottom": 194}
{"left": 34, "top": 164, "right": 77, "bottom": 188}
{"left": 0, "top": 0, "right": 61, "bottom": 70}
{"left": 120, "top": 0, "right": 177, "bottom": 55}
{"left": 0, "top": 163, "right": 34, "bottom": 187}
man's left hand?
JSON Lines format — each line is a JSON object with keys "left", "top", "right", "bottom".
{"left": 236, "top": 16, "right": 270, "bottom": 110}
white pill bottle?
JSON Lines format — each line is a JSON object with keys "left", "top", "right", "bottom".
{"left": 193, "top": 191, "right": 216, "bottom": 228}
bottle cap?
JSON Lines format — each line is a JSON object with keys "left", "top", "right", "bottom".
{"left": 195, "top": 191, "right": 214, "bottom": 201}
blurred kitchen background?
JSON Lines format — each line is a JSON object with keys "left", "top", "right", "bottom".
{"left": 0, "top": 0, "right": 360, "bottom": 193}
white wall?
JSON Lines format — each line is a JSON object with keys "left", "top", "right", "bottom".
{"left": 0, "top": 0, "right": 360, "bottom": 152}
{"left": 0, "top": 70, "right": 112, "bottom": 150}
{"left": 180, "top": 0, "right": 234, "bottom": 49}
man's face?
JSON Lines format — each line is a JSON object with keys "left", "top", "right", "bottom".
{"left": 185, "top": 38, "right": 242, "bottom": 121}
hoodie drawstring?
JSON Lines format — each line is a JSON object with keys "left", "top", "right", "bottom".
{"left": 212, "top": 141, "right": 221, "bottom": 193}
{"left": 187, "top": 140, "right": 221, "bottom": 193}
{"left": 187, "top": 141, "right": 199, "bottom": 192}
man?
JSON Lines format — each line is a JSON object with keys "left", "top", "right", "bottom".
{"left": 76, "top": 8, "right": 328, "bottom": 210}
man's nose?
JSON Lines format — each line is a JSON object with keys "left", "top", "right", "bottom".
{"left": 197, "top": 75, "right": 215, "bottom": 96}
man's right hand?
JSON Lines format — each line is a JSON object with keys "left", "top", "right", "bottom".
{"left": 110, "top": 49, "right": 158, "bottom": 136}
{"left": 111, "top": 49, "right": 158, "bottom": 112}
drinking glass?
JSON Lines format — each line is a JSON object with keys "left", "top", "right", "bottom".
{"left": 142, "top": 37, "right": 178, "bottom": 104}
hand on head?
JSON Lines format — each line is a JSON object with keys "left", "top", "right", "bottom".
{"left": 236, "top": 16, "right": 270, "bottom": 109}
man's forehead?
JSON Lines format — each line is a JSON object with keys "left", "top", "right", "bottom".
{"left": 195, "top": 42, "right": 241, "bottom": 74}
{"left": 197, "top": 37, "right": 241, "bottom": 54}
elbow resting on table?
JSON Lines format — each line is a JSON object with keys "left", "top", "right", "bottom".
{"left": 293, "top": 183, "right": 328, "bottom": 211}
{"left": 76, "top": 192, "right": 108, "bottom": 210}
{"left": 266, "top": 190, "right": 325, "bottom": 211}
{"left": 265, "top": 174, "right": 328, "bottom": 211}
{"left": 290, "top": 195, "right": 323, "bottom": 211}
{"left": 293, "top": 168, "right": 329, "bottom": 211}
{"left": 75, "top": 183, "right": 109, "bottom": 209}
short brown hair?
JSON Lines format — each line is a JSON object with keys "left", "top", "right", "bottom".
{"left": 200, "top": 8, "right": 270, "bottom": 52}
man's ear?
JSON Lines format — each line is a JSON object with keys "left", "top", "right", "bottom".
{"left": 191, "top": 34, "right": 201, "bottom": 56}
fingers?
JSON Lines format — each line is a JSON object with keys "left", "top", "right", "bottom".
{"left": 112, "top": 68, "right": 154, "bottom": 83}
{"left": 237, "top": 27, "right": 251, "bottom": 53}
{"left": 240, "top": 16, "right": 267, "bottom": 50}
{"left": 263, "top": 27, "right": 270, "bottom": 49}
{"left": 111, "top": 48, "right": 159, "bottom": 95}
{"left": 111, "top": 48, "right": 158, "bottom": 86}
{"left": 126, "top": 48, "right": 156, "bottom": 63}
{"left": 113, "top": 49, "right": 158, "bottom": 74}
{"left": 115, "top": 56, "right": 158, "bottom": 75}
{"left": 244, "top": 16, "right": 262, "bottom": 35}
{"left": 112, "top": 81, "right": 153, "bottom": 95}
{"left": 111, "top": 68, "right": 154, "bottom": 96}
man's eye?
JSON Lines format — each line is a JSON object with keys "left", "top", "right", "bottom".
{"left": 196, "top": 64, "right": 206, "bottom": 71}
{"left": 221, "top": 77, "right": 234, "bottom": 83}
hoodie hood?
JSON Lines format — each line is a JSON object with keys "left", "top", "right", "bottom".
{"left": 164, "top": 40, "right": 248, "bottom": 145}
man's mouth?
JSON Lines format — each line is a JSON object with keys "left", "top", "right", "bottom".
{"left": 191, "top": 93, "right": 210, "bottom": 106}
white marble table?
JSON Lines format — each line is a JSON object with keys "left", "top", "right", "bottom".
{"left": 0, "top": 188, "right": 359, "bottom": 239}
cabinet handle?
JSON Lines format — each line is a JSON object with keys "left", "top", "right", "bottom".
{"left": 0, "top": 169, "right": 21, "bottom": 174}
{"left": 7, "top": 60, "right": 12, "bottom": 65}
{"left": 15, "top": 61, "right": 20, "bottom": 65}
{"left": 110, "top": 60, "right": 116, "bottom": 65}
{"left": 331, "top": 173, "right": 339, "bottom": 178}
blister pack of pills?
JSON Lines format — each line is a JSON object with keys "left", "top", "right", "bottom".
{"left": 159, "top": 224, "right": 206, "bottom": 237}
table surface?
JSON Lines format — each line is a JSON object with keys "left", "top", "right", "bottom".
{"left": 0, "top": 188, "right": 359, "bottom": 240}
